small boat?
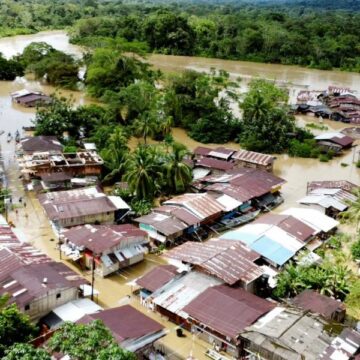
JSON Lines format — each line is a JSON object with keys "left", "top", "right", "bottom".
{"left": 211, "top": 210, "right": 260, "bottom": 233}
{"left": 7, "top": 132, "right": 12, "bottom": 143}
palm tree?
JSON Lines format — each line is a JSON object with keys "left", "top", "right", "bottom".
{"left": 166, "top": 143, "right": 192, "bottom": 194}
{"left": 101, "top": 127, "right": 129, "bottom": 183}
{"left": 132, "top": 112, "right": 156, "bottom": 145}
{"left": 241, "top": 89, "right": 271, "bottom": 123}
{"left": 342, "top": 188, "right": 360, "bottom": 231}
{"left": 123, "top": 146, "right": 163, "bottom": 200}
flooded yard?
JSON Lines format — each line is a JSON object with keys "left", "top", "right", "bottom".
{"left": 1, "top": 29, "right": 360, "bottom": 359}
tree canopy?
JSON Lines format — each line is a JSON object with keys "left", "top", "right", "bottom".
{"left": 47, "top": 320, "right": 136, "bottom": 360}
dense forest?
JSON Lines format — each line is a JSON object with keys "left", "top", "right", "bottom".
{"left": 1, "top": 0, "right": 360, "bottom": 71}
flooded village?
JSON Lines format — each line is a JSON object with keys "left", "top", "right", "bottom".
{"left": 0, "top": 30, "right": 360, "bottom": 360}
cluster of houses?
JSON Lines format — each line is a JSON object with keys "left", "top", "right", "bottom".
{"left": 295, "top": 85, "right": 360, "bottom": 124}
{"left": 7, "top": 130, "right": 360, "bottom": 359}
{"left": 0, "top": 216, "right": 167, "bottom": 357}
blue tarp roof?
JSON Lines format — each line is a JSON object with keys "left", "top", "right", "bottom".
{"left": 220, "top": 230, "right": 294, "bottom": 266}
{"left": 251, "top": 236, "right": 294, "bottom": 266}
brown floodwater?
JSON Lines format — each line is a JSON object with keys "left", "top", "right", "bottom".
{"left": 1, "top": 30, "right": 360, "bottom": 355}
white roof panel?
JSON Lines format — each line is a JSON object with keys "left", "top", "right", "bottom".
{"left": 216, "top": 194, "right": 242, "bottom": 211}
{"left": 281, "top": 208, "right": 339, "bottom": 233}
{"left": 53, "top": 299, "right": 102, "bottom": 322}
{"left": 265, "top": 227, "right": 304, "bottom": 252}
{"left": 108, "top": 196, "right": 130, "bottom": 210}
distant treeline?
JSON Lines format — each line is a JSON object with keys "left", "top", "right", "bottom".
{"left": 2, "top": 0, "right": 360, "bottom": 70}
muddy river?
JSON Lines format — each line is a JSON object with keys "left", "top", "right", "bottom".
{"left": 0, "top": 29, "right": 359, "bottom": 203}
{"left": 0, "top": 29, "right": 359, "bottom": 359}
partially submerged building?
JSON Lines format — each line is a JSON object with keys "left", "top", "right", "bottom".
{"left": 77, "top": 305, "right": 167, "bottom": 356}
{"left": 291, "top": 290, "right": 346, "bottom": 322}
{"left": 194, "top": 168, "right": 285, "bottom": 212}
{"left": 11, "top": 89, "right": 52, "bottom": 107}
{"left": 241, "top": 307, "right": 335, "bottom": 360}
{"left": 232, "top": 150, "right": 275, "bottom": 172}
{"left": 220, "top": 210, "right": 329, "bottom": 268}
{"left": 60, "top": 224, "right": 149, "bottom": 277}
{"left": 19, "top": 136, "right": 63, "bottom": 155}
{"left": 0, "top": 247, "right": 86, "bottom": 321}
{"left": 315, "top": 132, "right": 354, "bottom": 153}
{"left": 151, "top": 271, "right": 223, "bottom": 325}
{"left": 163, "top": 239, "right": 264, "bottom": 292}
{"left": 38, "top": 187, "right": 130, "bottom": 229}
{"left": 184, "top": 285, "right": 275, "bottom": 358}
{"left": 298, "top": 180, "right": 358, "bottom": 218}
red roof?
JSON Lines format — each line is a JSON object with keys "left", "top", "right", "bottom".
{"left": 136, "top": 265, "right": 178, "bottom": 292}
{"left": 292, "top": 290, "right": 345, "bottom": 320}
{"left": 77, "top": 305, "right": 164, "bottom": 343}
{"left": 197, "top": 157, "right": 234, "bottom": 171}
{"left": 330, "top": 135, "right": 354, "bottom": 147}
{"left": 232, "top": 150, "right": 274, "bottom": 166}
{"left": 193, "top": 146, "right": 212, "bottom": 156}
{"left": 183, "top": 285, "right": 274, "bottom": 340}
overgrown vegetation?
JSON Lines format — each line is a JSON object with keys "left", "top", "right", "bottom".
{"left": 0, "top": 0, "right": 360, "bottom": 71}
{"left": 274, "top": 261, "right": 351, "bottom": 300}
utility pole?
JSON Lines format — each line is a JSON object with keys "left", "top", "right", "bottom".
{"left": 91, "top": 254, "right": 96, "bottom": 301}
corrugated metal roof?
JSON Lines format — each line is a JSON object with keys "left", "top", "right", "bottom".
{"left": 164, "top": 193, "right": 224, "bottom": 220}
{"left": 193, "top": 146, "right": 212, "bottom": 156}
{"left": 282, "top": 208, "right": 339, "bottom": 233}
{"left": 307, "top": 180, "right": 358, "bottom": 193}
{"left": 77, "top": 305, "right": 164, "bottom": 346}
{"left": 136, "top": 265, "right": 179, "bottom": 292}
{"left": 232, "top": 150, "right": 274, "bottom": 166}
{"left": 38, "top": 187, "right": 128, "bottom": 222}
{"left": 20, "top": 136, "right": 62, "bottom": 153}
{"left": 292, "top": 290, "right": 345, "bottom": 320}
{"left": 61, "top": 224, "right": 148, "bottom": 254}
{"left": 152, "top": 271, "right": 222, "bottom": 318}
{"left": 196, "top": 157, "right": 234, "bottom": 171}
{"left": 298, "top": 195, "right": 347, "bottom": 211}
{"left": 184, "top": 285, "right": 275, "bottom": 340}
{"left": 164, "top": 239, "right": 262, "bottom": 285}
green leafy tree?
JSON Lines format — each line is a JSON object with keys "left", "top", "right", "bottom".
{"left": 33, "top": 95, "right": 74, "bottom": 139}
{"left": 240, "top": 80, "right": 295, "bottom": 153}
{"left": 351, "top": 239, "right": 360, "bottom": 260}
{"left": 3, "top": 344, "right": 50, "bottom": 360}
{"left": 341, "top": 189, "right": 360, "bottom": 231}
{"left": 0, "top": 304, "right": 37, "bottom": 357}
{"left": 0, "top": 54, "right": 23, "bottom": 80}
{"left": 47, "top": 320, "right": 135, "bottom": 360}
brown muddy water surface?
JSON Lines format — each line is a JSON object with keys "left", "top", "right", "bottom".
{"left": 0, "top": 30, "right": 360, "bottom": 359}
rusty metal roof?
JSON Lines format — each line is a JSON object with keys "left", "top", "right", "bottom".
{"left": 307, "top": 180, "right": 358, "bottom": 193}
{"left": 253, "top": 214, "right": 316, "bottom": 243}
{"left": 164, "top": 193, "right": 224, "bottom": 220}
{"left": 61, "top": 224, "right": 148, "bottom": 254}
{"left": 77, "top": 305, "right": 164, "bottom": 344}
{"left": 292, "top": 290, "right": 345, "bottom": 320}
{"left": 232, "top": 150, "right": 274, "bottom": 166}
{"left": 20, "top": 136, "right": 62, "bottom": 153}
{"left": 184, "top": 285, "right": 275, "bottom": 340}
{"left": 136, "top": 265, "right": 178, "bottom": 292}
{"left": 164, "top": 239, "right": 262, "bottom": 285}
{"left": 196, "top": 157, "right": 234, "bottom": 171}
{"left": 193, "top": 146, "right": 212, "bottom": 156}
{"left": 154, "top": 206, "right": 201, "bottom": 226}
{"left": 0, "top": 262, "right": 86, "bottom": 308}
{"left": 38, "top": 187, "right": 125, "bottom": 221}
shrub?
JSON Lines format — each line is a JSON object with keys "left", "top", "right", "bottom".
{"left": 351, "top": 240, "right": 360, "bottom": 260}
{"left": 319, "top": 154, "right": 329, "bottom": 162}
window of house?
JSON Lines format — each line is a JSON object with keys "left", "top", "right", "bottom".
{"left": 56, "top": 293, "right": 61, "bottom": 299}
{"left": 25, "top": 304, "right": 30, "bottom": 311}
